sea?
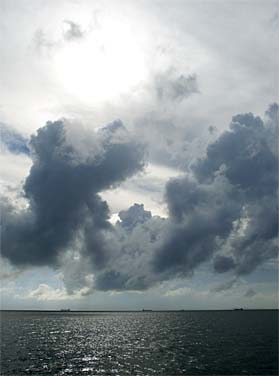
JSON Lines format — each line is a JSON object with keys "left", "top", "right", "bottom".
{"left": 0, "top": 310, "right": 278, "bottom": 375}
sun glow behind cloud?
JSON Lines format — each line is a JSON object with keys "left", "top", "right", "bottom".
{"left": 53, "top": 16, "right": 147, "bottom": 104}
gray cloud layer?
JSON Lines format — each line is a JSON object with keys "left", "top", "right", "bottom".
{"left": 1, "top": 104, "right": 278, "bottom": 293}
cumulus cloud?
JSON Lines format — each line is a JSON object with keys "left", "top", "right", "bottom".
{"left": 1, "top": 104, "right": 278, "bottom": 294}
{"left": 193, "top": 104, "right": 278, "bottom": 276}
{"left": 118, "top": 203, "right": 152, "bottom": 230}
{"left": 152, "top": 175, "right": 241, "bottom": 279}
{"left": 193, "top": 111, "right": 278, "bottom": 198}
{"left": 1, "top": 119, "right": 144, "bottom": 267}
{"left": 93, "top": 205, "right": 166, "bottom": 292}
{"left": 136, "top": 103, "right": 277, "bottom": 288}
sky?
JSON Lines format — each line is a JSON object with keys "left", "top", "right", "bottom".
{"left": 0, "top": 0, "right": 278, "bottom": 310}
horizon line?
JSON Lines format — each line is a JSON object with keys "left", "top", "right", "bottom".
{"left": 1, "top": 308, "right": 278, "bottom": 312}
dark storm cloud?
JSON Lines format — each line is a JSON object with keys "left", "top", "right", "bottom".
{"left": 95, "top": 270, "right": 131, "bottom": 291}
{"left": 230, "top": 198, "right": 278, "bottom": 276}
{"left": 1, "top": 119, "right": 144, "bottom": 266}
{"left": 152, "top": 176, "right": 241, "bottom": 277}
{"left": 193, "top": 104, "right": 278, "bottom": 276}
{"left": 155, "top": 70, "right": 199, "bottom": 101}
{"left": 0, "top": 122, "right": 30, "bottom": 155}
{"left": 149, "top": 103, "right": 278, "bottom": 284}
{"left": 193, "top": 111, "right": 277, "bottom": 197}
{"left": 95, "top": 269, "right": 151, "bottom": 291}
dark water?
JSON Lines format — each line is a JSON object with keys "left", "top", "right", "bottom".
{"left": 0, "top": 310, "right": 278, "bottom": 375}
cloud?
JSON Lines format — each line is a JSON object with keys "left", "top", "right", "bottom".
{"left": 164, "top": 286, "right": 192, "bottom": 297}
{"left": 1, "top": 104, "right": 278, "bottom": 294}
{"left": 0, "top": 259, "right": 23, "bottom": 280}
{"left": 118, "top": 203, "right": 152, "bottom": 231}
{"left": 154, "top": 69, "right": 199, "bottom": 102}
{"left": 0, "top": 122, "right": 30, "bottom": 155}
{"left": 193, "top": 111, "right": 277, "bottom": 198}
{"left": 212, "top": 279, "right": 238, "bottom": 292}
{"left": 192, "top": 103, "right": 278, "bottom": 276}
{"left": 133, "top": 114, "right": 210, "bottom": 171}
{"left": 26, "top": 283, "right": 87, "bottom": 301}
{"left": 33, "top": 29, "right": 59, "bottom": 52}
{"left": 269, "top": 12, "right": 279, "bottom": 30}
{"left": 1, "top": 119, "right": 144, "bottom": 267}
{"left": 152, "top": 175, "right": 241, "bottom": 278}
{"left": 63, "top": 20, "right": 84, "bottom": 41}
{"left": 213, "top": 255, "right": 236, "bottom": 273}
{"left": 93, "top": 208, "right": 166, "bottom": 292}
{"left": 33, "top": 19, "right": 86, "bottom": 54}
{"left": 244, "top": 288, "right": 257, "bottom": 298}
{"left": 150, "top": 104, "right": 277, "bottom": 286}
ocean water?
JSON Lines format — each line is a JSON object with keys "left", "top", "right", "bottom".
{"left": 0, "top": 310, "right": 278, "bottom": 375}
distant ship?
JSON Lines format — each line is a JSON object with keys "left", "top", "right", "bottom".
{"left": 233, "top": 308, "right": 244, "bottom": 311}
{"left": 60, "top": 309, "right": 71, "bottom": 312}
{"left": 142, "top": 309, "right": 153, "bottom": 312}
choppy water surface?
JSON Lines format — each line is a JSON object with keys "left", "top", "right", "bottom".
{"left": 0, "top": 310, "right": 278, "bottom": 375}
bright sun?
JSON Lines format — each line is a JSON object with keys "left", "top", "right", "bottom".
{"left": 54, "top": 17, "right": 146, "bottom": 104}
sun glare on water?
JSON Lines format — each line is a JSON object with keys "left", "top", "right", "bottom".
{"left": 54, "top": 17, "right": 146, "bottom": 104}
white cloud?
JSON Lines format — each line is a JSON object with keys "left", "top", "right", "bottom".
{"left": 25, "top": 283, "right": 90, "bottom": 301}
